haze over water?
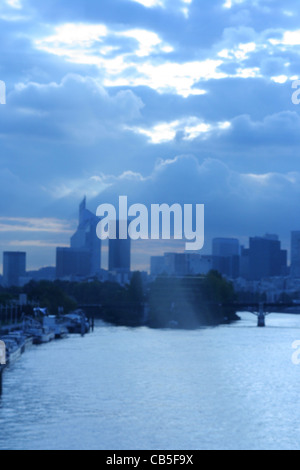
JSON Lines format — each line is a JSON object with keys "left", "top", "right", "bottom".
{"left": 1, "top": 313, "right": 300, "bottom": 450}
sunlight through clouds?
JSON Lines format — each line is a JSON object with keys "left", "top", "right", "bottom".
{"left": 130, "top": 0, "right": 164, "bottom": 7}
{"left": 6, "top": 0, "right": 22, "bottom": 8}
{"left": 128, "top": 118, "right": 232, "bottom": 144}
{"left": 2, "top": 0, "right": 300, "bottom": 273}
{"left": 36, "top": 23, "right": 108, "bottom": 48}
{"left": 117, "top": 29, "right": 173, "bottom": 57}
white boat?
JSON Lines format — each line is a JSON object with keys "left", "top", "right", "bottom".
{"left": 8, "top": 331, "right": 33, "bottom": 353}
{"left": 62, "top": 311, "right": 90, "bottom": 334}
{"left": 23, "top": 315, "right": 55, "bottom": 344}
{"left": 1, "top": 338, "right": 22, "bottom": 366}
{"left": 43, "top": 316, "right": 68, "bottom": 339}
{"left": 27, "top": 327, "right": 55, "bottom": 345}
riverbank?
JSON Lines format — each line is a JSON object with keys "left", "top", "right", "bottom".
{"left": 0, "top": 311, "right": 91, "bottom": 396}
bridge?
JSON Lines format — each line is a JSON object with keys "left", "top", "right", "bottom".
{"left": 223, "top": 302, "right": 300, "bottom": 327}
{"left": 77, "top": 301, "right": 300, "bottom": 328}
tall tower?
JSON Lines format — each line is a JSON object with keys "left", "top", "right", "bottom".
{"left": 3, "top": 252, "right": 26, "bottom": 287}
{"left": 291, "top": 231, "right": 300, "bottom": 278}
{"left": 71, "top": 197, "right": 101, "bottom": 275}
{"left": 108, "top": 220, "right": 131, "bottom": 273}
{"left": 56, "top": 198, "right": 101, "bottom": 279}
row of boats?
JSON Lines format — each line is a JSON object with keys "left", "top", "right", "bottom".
{"left": 0, "top": 309, "right": 90, "bottom": 368}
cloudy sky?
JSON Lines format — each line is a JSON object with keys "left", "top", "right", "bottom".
{"left": 0, "top": 0, "right": 300, "bottom": 271}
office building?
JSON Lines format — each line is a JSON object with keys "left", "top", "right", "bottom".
{"left": 3, "top": 252, "right": 26, "bottom": 287}
{"left": 109, "top": 220, "right": 131, "bottom": 273}
{"left": 150, "top": 253, "right": 213, "bottom": 278}
{"left": 247, "top": 234, "right": 287, "bottom": 280}
{"left": 56, "top": 248, "right": 92, "bottom": 279}
{"left": 187, "top": 254, "right": 213, "bottom": 275}
{"left": 212, "top": 238, "right": 240, "bottom": 257}
{"left": 291, "top": 231, "right": 300, "bottom": 278}
{"left": 212, "top": 238, "right": 240, "bottom": 279}
{"left": 151, "top": 256, "right": 166, "bottom": 276}
{"left": 71, "top": 197, "right": 101, "bottom": 274}
{"left": 56, "top": 197, "right": 101, "bottom": 279}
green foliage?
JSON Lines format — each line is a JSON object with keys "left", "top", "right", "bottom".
{"left": 0, "top": 271, "right": 239, "bottom": 329}
{"left": 148, "top": 270, "right": 237, "bottom": 329}
{"left": 127, "top": 271, "right": 144, "bottom": 303}
{"left": 23, "top": 280, "right": 77, "bottom": 315}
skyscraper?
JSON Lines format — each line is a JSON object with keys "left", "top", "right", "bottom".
{"left": 56, "top": 198, "right": 101, "bottom": 279}
{"left": 212, "top": 238, "right": 240, "bottom": 279}
{"left": 291, "top": 231, "right": 300, "bottom": 278}
{"left": 71, "top": 197, "right": 101, "bottom": 274}
{"left": 247, "top": 235, "right": 287, "bottom": 280}
{"left": 3, "top": 252, "right": 26, "bottom": 287}
{"left": 56, "top": 248, "right": 92, "bottom": 279}
{"left": 212, "top": 238, "right": 240, "bottom": 257}
{"left": 108, "top": 220, "right": 131, "bottom": 272}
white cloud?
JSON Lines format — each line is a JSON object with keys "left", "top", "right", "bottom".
{"left": 128, "top": 117, "right": 232, "bottom": 144}
{"left": 0, "top": 217, "right": 74, "bottom": 234}
{"left": 270, "top": 75, "right": 288, "bottom": 84}
{"left": 223, "top": 0, "right": 246, "bottom": 9}
{"left": 130, "top": 0, "right": 164, "bottom": 7}
{"left": 6, "top": 0, "right": 22, "bottom": 9}
{"left": 130, "top": 0, "right": 193, "bottom": 17}
{"left": 36, "top": 23, "right": 108, "bottom": 48}
{"left": 35, "top": 24, "right": 226, "bottom": 97}
{"left": 282, "top": 30, "right": 300, "bottom": 46}
{"left": 117, "top": 29, "right": 173, "bottom": 57}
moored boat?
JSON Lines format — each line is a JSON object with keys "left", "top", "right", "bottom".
{"left": 1, "top": 338, "right": 22, "bottom": 366}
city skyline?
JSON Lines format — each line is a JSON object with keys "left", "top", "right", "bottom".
{"left": 2, "top": 196, "right": 300, "bottom": 281}
{"left": 1, "top": 191, "right": 300, "bottom": 275}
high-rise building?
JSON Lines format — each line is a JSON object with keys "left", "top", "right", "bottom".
{"left": 71, "top": 197, "right": 101, "bottom": 274}
{"left": 56, "top": 197, "right": 101, "bottom": 279}
{"left": 150, "top": 256, "right": 166, "bottom": 276}
{"left": 212, "top": 238, "right": 240, "bottom": 279}
{"left": 163, "top": 253, "right": 188, "bottom": 276}
{"left": 150, "top": 253, "right": 213, "bottom": 278}
{"left": 56, "top": 248, "right": 92, "bottom": 279}
{"left": 291, "top": 231, "right": 300, "bottom": 278}
{"left": 247, "top": 235, "right": 287, "bottom": 280}
{"left": 3, "top": 252, "right": 26, "bottom": 287}
{"left": 109, "top": 220, "right": 131, "bottom": 273}
{"left": 212, "top": 238, "right": 240, "bottom": 257}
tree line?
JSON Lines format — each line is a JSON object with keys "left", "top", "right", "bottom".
{"left": 0, "top": 271, "right": 240, "bottom": 328}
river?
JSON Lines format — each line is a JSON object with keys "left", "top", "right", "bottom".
{"left": 0, "top": 312, "right": 300, "bottom": 450}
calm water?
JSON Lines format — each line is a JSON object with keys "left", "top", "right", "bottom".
{"left": 1, "top": 312, "right": 300, "bottom": 450}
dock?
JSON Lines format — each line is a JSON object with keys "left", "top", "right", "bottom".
{"left": 0, "top": 310, "right": 93, "bottom": 396}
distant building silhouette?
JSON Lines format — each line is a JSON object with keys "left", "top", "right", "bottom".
{"left": 151, "top": 256, "right": 166, "bottom": 276}
{"left": 242, "top": 234, "right": 287, "bottom": 280}
{"left": 291, "top": 231, "right": 300, "bottom": 278}
{"left": 212, "top": 238, "right": 240, "bottom": 257}
{"left": 56, "top": 197, "right": 101, "bottom": 280}
{"left": 108, "top": 220, "right": 131, "bottom": 273}
{"left": 212, "top": 238, "right": 240, "bottom": 279}
{"left": 3, "top": 252, "right": 26, "bottom": 287}
{"left": 56, "top": 248, "right": 92, "bottom": 279}
{"left": 150, "top": 253, "right": 213, "bottom": 277}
